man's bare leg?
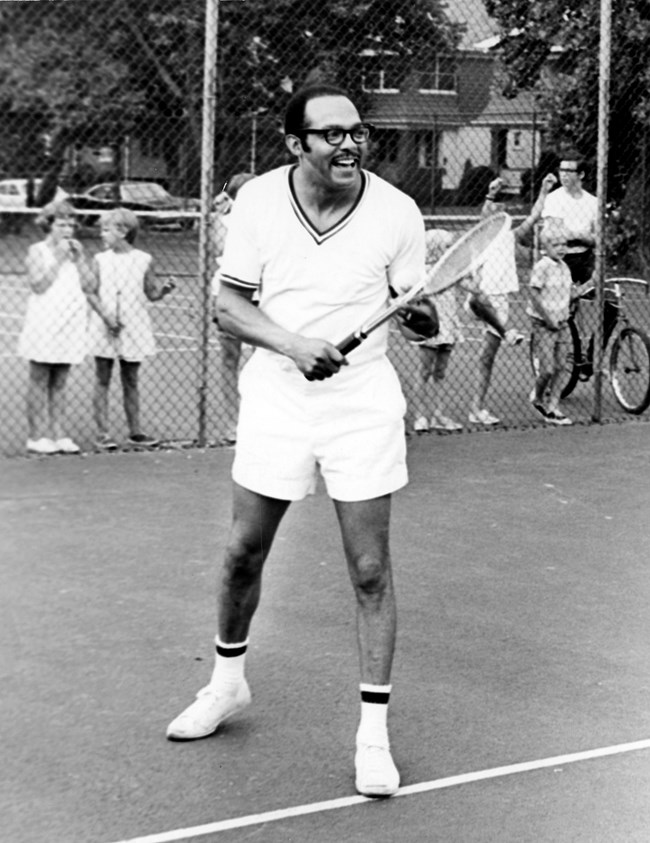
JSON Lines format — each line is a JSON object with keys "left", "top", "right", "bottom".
{"left": 167, "top": 484, "right": 290, "bottom": 740}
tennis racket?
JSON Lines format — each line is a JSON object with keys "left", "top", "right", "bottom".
{"left": 336, "top": 211, "right": 511, "bottom": 356}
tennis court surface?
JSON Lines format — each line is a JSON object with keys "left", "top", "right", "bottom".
{"left": 2, "top": 422, "right": 650, "bottom": 842}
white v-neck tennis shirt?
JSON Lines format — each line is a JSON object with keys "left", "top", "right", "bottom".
{"left": 217, "top": 165, "right": 425, "bottom": 367}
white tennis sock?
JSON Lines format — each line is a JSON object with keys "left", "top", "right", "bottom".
{"left": 210, "top": 636, "right": 248, "bottom": 692}
{"left": 357, "top": 683, "right": 391, "bottom": 748}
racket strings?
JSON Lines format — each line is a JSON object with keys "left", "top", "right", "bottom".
{"left": 425, "top": 212, "right": 510, "bottom": 294}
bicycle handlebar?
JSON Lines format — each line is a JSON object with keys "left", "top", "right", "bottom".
{"left": 604, "top": 277, "right": 649, "bottom": 293}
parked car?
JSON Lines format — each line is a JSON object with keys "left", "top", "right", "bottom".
{"left": 67, "top": 181, "right": 197, "bottom": 229}
{"left": 0, "top": 178, "right": 68, "bottom": 232}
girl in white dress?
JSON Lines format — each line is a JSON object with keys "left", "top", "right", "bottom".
{"left": 17, "top": 201, "right": 92, "bottom": 454}
{"left": 85, "top": 208, "right": 175, "bottom": 449}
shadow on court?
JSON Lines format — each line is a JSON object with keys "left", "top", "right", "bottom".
{"left": 2, "top": 422, "right": 650, "bottom": 843}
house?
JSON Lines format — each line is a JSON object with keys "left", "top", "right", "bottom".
{"left": 365, "top": 0, "right": 544, "bottom": 210}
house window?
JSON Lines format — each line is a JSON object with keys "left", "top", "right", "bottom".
{"left": 416, "top": 130, "right": 436, "bottom": 169}
{"left": 417, "top": 55, "right": 457, "bottom": 93}
{"left": 494, "top": 128, "right": 508, "bottom": 168}
{"left": 139, "top": 133, "right": 166, "bottom": 159}
{"left": 361, "top": 52, "right": 400, "bottom": 93}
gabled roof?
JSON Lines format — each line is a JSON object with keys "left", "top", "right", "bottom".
{"left": 368, "top": 91, "right": 461, "bottom": 129}
{"left": 445, "top": 0, "right": 498, "bottom": 50}
{"left": 476, "top": 82, "right": 539, "bottom": 124}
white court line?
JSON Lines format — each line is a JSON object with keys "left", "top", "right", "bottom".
{"left": 107, "top": 737, "right": 650, "bottom": 843}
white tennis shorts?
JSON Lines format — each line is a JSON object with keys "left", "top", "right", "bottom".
{"left": 232, "top": 351, "right": 408, "bottom": 502}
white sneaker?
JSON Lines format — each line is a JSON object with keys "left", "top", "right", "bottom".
{"left": 166, "top": 680, "right": 251, "bottom": 740}
{"left": 505, "top": 328, "right": 525, "bottom": 347}
{"left": 26, "top": 438, "right": 57, "bottom": 454}
{"left": 95, "top": 434, "right": 118, "bottom": 451}
{"left": 468, "top": 408, "right": 500, "bottom": 425}
{"left": 355, "top": 743, "right": 400, "bottom": 797}
{"left": 55, "top": 437, "right": 80, "bottom": 454}
{"left": 430, "top": 414, "right": 463, "bottom": 432}
{"left": 545, "top": 410, "right": 573, "bottom": 426}
{"left": 413, "top": 416, "right": 429, "bottom": 433}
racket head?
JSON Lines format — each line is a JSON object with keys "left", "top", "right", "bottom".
{"left": 423, "top": 211, "right": 511, "bottom": 296}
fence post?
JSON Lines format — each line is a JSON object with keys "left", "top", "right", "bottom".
{"left": 197, "top": 0, "right": 219, "bottom": 447}
{"left": 592, "top": 0, "right": 612, "bottom": 422}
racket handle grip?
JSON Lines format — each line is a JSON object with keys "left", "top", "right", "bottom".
{"left": 336, "top": 331, "right": 367, "bottom": 356}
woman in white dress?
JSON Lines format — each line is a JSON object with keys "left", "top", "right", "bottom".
{"left": 17, "top": 201, "right": 92, "bottom": 454}
{"left": 85, "top": 208, "right": 175, "bottom": 449}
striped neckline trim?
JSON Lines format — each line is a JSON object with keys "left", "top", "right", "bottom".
{"left": 287, "top": 165, "right": 368, "bottom": 245}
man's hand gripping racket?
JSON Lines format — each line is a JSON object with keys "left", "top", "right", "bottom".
{"left": 336, "top": 212, "right": 511, "bottom": 356}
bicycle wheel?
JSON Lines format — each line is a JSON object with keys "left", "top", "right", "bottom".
{"left": 529, "top": 319, "right": 580, "bottom": 399}
{"left": 609, "top": 326, "right": 650, "bottom": 414}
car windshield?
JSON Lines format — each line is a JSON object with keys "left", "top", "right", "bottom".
{"left": 121, "top": 183, "right": 173, "bottom": 203}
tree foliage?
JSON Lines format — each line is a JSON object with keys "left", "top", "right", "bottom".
{"left": 0, "top": 2, "right": 144, "bottom": 201}
{"left": 484, "top": 0, "right": 650, "bottom": 206}
{"left": 0, "top": 0, "right": 460, "bottom": 198}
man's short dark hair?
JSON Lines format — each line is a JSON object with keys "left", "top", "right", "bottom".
{"left": 284, "top": 84, "right": 351, "bottom": 137}
{"left": 560, "top": 151, "right": 587, "bottom": 177}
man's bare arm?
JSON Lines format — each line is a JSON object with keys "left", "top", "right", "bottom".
{"left": 216, "top": 284, "right": 347, "bottom": 381}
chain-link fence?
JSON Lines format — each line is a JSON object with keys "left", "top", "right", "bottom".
{"left": 2, "top": 0, "right": 650, "bottom": 457}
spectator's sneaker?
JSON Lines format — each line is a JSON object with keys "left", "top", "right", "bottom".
{"left": 504, "top": 328, "right": 525, "bottom": 347}
{"left": 166, "top": 680, "right": 251, "bottom": 741}
{"left": 531, "top": 401, "right": 549, "bottom": 420}
{"left": 430, "top": 414, "right": 462, "bottom": 432}
{"left": 26, "top": 437, "right": 57, "bottom": 454}
{"left": 55, "top": 437, "right": 81, "bottom": 454}
{"left": 355, "top": 743, "right": 400, "bottom": 797}
{"left": 413, "top": 416, "right": 429, "bottom": 433}
{"left": 128, "top": 434, "right": 160, "bottom": 447}
{"left": 468, "top": 408, "right": 500, "bottom": 425}
{"left": 545, "top": 410, "right": 573, "bottom": 426}
{"left": 96, "top": 434, "right": 118, "bottom": 451}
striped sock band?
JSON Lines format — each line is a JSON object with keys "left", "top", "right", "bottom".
{"left": 215, "top": 638, "right": 249, "bottom": 658}
{"left": 210, "top": 636, "right": 248, "bottom": 690}
{"left": 358, "top": 683, "right": 392, "bottom": 747}
{"left": 360, "top": 683, "right": 392, "bottom": 705}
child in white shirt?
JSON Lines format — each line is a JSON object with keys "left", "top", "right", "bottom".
{"left": 528, "top": 224, "right": 577, "bottom": 425}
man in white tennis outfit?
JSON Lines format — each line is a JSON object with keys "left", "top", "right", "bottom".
{"left": 166, "top": 84, "right": 425, "bottom": 797}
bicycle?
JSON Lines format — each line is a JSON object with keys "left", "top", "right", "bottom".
{"left": 529, "top": 277, "right": 650, "bottom": 414}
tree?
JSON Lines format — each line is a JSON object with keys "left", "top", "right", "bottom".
{"left": 0, "top": 3, "right": 145, "bottom": 203}
{"left": 212, "top": 0, "right": 463, "bottom": 177}
{"left": 0, "top": 0, "right": 461, "bottom": 199}
{"left": 0, "top": 1, "right": 208, "bottom": 200}
{"left": 483, "top": 0, "right": 650, "bottom": 203}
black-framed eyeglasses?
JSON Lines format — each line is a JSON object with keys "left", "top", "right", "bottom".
{"left": 297, "top": 123, "right": 374, "bottom": 146}
{"left": 558, "top": 167, "right": 578, "bottom": 173}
